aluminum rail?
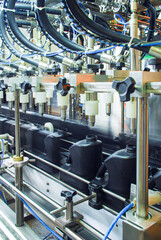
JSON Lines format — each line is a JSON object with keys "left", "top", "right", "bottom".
{"left": 24, "top": 150, "right": 126, "bottom": 202}
{"left": 4, "top": 167, "right": 117, "bottom": 239}
{"left": 3, "top": 167, "right": 122, "bottom": 240}
{"left": 0, "top": 176, "right": 85, "bottom": 240}
{"left": 6, "top": 164, "right": 123, "bottom": 216}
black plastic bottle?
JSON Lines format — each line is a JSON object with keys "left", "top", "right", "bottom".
{"left": 93, "top": 145, "right": 136, "bottom": 211}
{"left": 96, "top": 145, "right": 136, "bottom": 198}
{"left": 60, "top": 135, "right": 102, "bottom": 194}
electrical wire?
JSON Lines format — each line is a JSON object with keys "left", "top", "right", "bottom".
{"left": 103, "top": 202, "right": 134, "bottom": 240}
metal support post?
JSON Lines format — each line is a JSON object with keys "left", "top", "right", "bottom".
{"left": 14, "top": 89, "right": 24, "bottom": 227}
{"left": 121, "top": 102, "right": 124, "bottom": 133}
{"left": 131, "top": 118, "right": 136, "bottom": 134}
{"left": 130, "top": 0, "right": 139, "bottom": 71}
{"left": 130, "top": 0, "right": 138, "bottom": 134}
{"left": 66, "top": 201, "right": 73, "bottom": 221}
{"left": 136, "top": 97, "right": 149, "bottom": 219}
{"left": 15, "top": 89, "right": 20, "bottom": 157}
{"left": 15, "top": 166, "right": 24, "bottom": 226}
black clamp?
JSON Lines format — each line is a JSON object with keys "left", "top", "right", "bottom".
{"left": 0, "top": 80, "right": 8, "bottom": 91}
{"left": 110, "top": 62, "right": 125, "bottom": 70}
{"left": 45, "top": 67, "right": 61, "bottom": 76}
{"left": 112, "top": 77, "right": 136, "bottom": 102}
{"left": 20, "top": 81, "right": 32, "bottom": 95}
{"left": 61, "top": 190, "right": 77, "bottom": 202}
{"left": 55, "top": 77, "right": 71, "bottom": 96}
{"left": 21, "top": 69, "right": 35, "bottom": 77}
{"left": 87, "top": 63, "right": 104, "bottom": 74}
{"left": 88, "top": 182, "right": 102, "bottom": 210}
{"left": 0, "top": 80, "right": 8, "bottom": 103}
{"left": 5, "top": 72, "right": 17, "bottom": 78}
{"left": 69, "top": 66, "right": 82, "bottom": 73}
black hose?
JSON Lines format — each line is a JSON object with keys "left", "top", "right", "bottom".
{"left": 143, "top": 0, "right": 156, "bottom": 42}
{"left": 64, "top": 0, "right": 151, "bottom": 53}
{"left": 37, "top": 0, "right": 85, "bottom": 52}
{"left": 15, "top": 10, "right": 36, "bottom": 17}
{"left": 16, "top": 20, "right": 31, "bottom": 27}
{"left": 36, "top": 0, "right": 118, "bottom": 61}
{"left": 6, "top": 0, "right": 63, "bottom": 63}
{"left": 0, "top": 9, "right": 40, "bottom": 67}
{"left": 65, "top": 0, "right": 133, "bottom": 42}
{"left": 15, "top": 2, "right": 62, "bottom": 15}
{"left": 125, "top": 0, "right": 131, "bottom": 23}
{"left": 0, "top": 58, "right": 19, "bottom": 70}
{"left": 141, "top": 0, "right": 156, "bottom": 59}
{"left": 96, "top": 163, "right": 107, "bottom": 178}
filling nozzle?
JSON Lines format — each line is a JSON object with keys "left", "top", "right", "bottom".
{"left": 102, "top": 92, "right": 114, "bottom": 116}
{"left": 85, "top": 91, "right": 98, "bottom": 127}
{"left": 35, "top": 92, "right": 47, "bottom": 116}
{"left": 20, "top": 93, "right": 29, "bottom": 113}
{"left": 57, "top": 93, "right": 69, "bottom": 121}
{"left": 6, "top": 91, "right": 15, "bottom": 110}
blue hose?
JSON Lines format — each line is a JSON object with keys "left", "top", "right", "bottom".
{"left": 78, "top": 1, "right": 86, "bottom": 11}
{"left": 0, "top": 189, "right": 7, "bottom": 204}
{"left": 103, "top": 202, "right": 134, "bottom": 240}
{"left": 0, "top": 180, "right": 63, "bottom": 240}
{"left": 114, "top": 14, "right": 128, "bottom": 35}
{"left": 17, "top": 194, "right": 64, "bottom": 240}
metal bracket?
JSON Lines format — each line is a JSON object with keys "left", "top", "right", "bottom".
{"left": 55, "top": 211, "right": 83, "bottom": 228}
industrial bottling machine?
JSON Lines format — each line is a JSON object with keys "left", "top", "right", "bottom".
{"left": 0, "top": 0, "right": 161, "bottom": 240}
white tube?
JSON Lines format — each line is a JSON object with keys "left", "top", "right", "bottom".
{"left": 0, "top": 91, "right": 3, "bottom": 99}
{"left": 35, "top": 92, "right": 46, "bottom": 104}
{"left": 80, "top": 94, "right": 86, "bottom": 104}
{"left": 85, "top": 101, "right": 98, "bottom": 115}
{"left": 20, "top": 93, "right": 29, "bottom": 104}
{"left": 44, "top": 122, "right": 54, "bottom": 133}
{"left": 126, "top": 99, "right": 136, "bottom": 118}
{"left": 102, "top": 93, "right": 113, "bottom": 104}
{"left": 33, "top": 92, "right": 37, "bottom": 99}
{"left": 57, "top": 93, "right": 69, "bottom": 107}
{"left": 6, "top": 92, "right": 14, "bottom": 102}
{"left": 46, "top": 90, "right": 53, "bottom": 99}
